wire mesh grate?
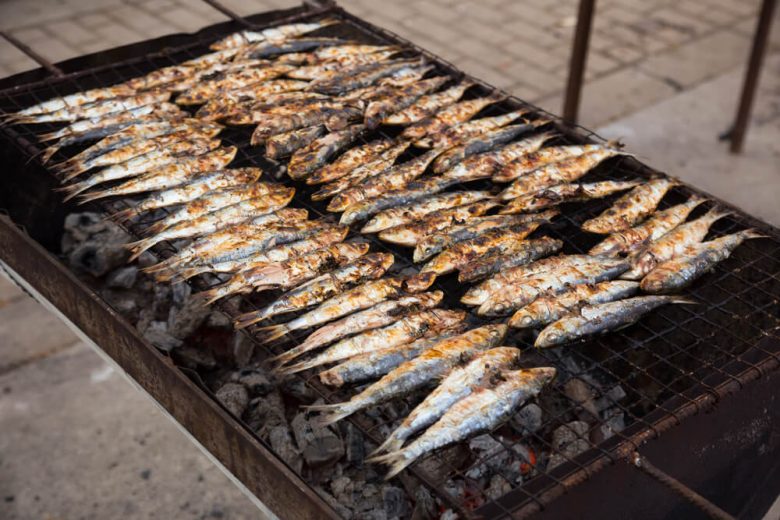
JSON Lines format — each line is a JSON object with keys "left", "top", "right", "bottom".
{"left": 1, "top": 6, "right": 779, "bottom": 519}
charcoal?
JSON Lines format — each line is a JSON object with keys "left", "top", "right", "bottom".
{"left": 485, "top": 474, "right": 512, "bottom": 501}
{"left": 106, "top": 266, "right": 138, "bottom": 289}
{"left": 167, "top": 298, "right": 210, "bottom": 339}
{"left": 330, "top": 475, "right": 357, "bottom": 506}
{"left": 440, "top": 510, "right": 459, "bottom": 520}
{"left": 280, "top": 377, "right": 316, "bottom": 403}
{"left": 314, "top": 485, "right": 353, "bottom": 519}
{"left": 100, "top": 288, "right": 138, "bottom": 317}
{"left": 244, "top": 392, "right": 286, "bottom": 436}
{"left": 63, "top": 212, "right": 105, "bottom": 242}
{"left": 268, "top": 425, "right": 303, "bottom": 474}
{"left": 231, "top": 367, "right": 274, "bottom": 396}
{"left": 206, "top": 310, "right": 231, "bottom": 328}
{"left": 171, "top": 282, "right": 191, "bottom": 307}
{"left": 135, "top": 251, "right": 158, "bottom": 269}
{"left": 215, "top": 382, "right": 249, "bottom": 418}
{"left": 63, "top": 213, "right": 131, "bottom": 276}
{"left": 175, "top": 345, "right": 217, "bottom": 370}
{"left": 410, "top": 487, "right": 435, "bottom": 520}
{"left": 417, "top": 444, "right": 468, "bottom": 481}
{"left": 291, "top": 411, "right": 344, "bottom": 468}
{"left": 68, "top": 240, "right": 129, "bottom": 277}
{"left": 232, "top": 332, "right": 254, "bottom": 368}
{"left": 593, "top": 409, "right": 625, "bottom": 442}
{"left": 383, "top": 486, "right": 410, "bottom": 519}
{"left": 564, "top": 378, "right": 600, "bottom": 419}
{"left": 142, "top": 320, "right": 182, "bottom": 351}
{"left": 594, "top": 384, "right": 627, "bottom": 412}
{"left": 510, "top": 403, "right": 542, "bottom": 436}
{"left": 547, "top": 421, "right": 590, "bottom": 469}
{"left": 344, "top": 423, "right": 365, "bottom": 464}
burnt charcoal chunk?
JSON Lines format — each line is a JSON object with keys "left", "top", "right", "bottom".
{"left": 291, "top": 412, "right": 344, "bottom": 468}
{"left": 215, "top": 382, "right": 249, "bottom": 418}
{"left": 106, "top": 266, "right": 138, "bottom": 289}
{"left": 268, "top": 425, "right": 303, "bottom": 474}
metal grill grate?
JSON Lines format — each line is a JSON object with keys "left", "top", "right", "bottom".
{"left": 1, "top": 5, "right": 779, "bottom": 519}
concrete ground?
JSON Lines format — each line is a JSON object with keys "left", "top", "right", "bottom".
{"left": 1, "top": 0, "right": 779, "bottom": 518}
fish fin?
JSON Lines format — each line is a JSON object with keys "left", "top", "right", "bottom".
{"left": 368, "top": 437, "right": 404, "bottom": 459}
{"left": 110, "top": 206, "right": 139, "bottom": 222}
{"left": 233, "top": 311, "right": 266, "bottom": 330}
{"left": 124, "top": 237, "right": 158, "bottom": 262}
{"left": 40, "top": 144, "right": 62, "bottom": 164}
{"left": 382, "top": 452, "right": 414, "bottom": 480}
{"left": 144, "top": 220, "right": 168, "bottom": 236}
{"left": 274, "top": 358, "right": 316, "bottom": 375}
{"left": 77, "top": 190, "right": 113, "bottom": 205}
{"left": 741, "top": 229, "right": 769, "bottom": 240}
{"left": 55, "top": 181, "right": 92, "bottom": 202}
{"left": 312, "top": 408, "right": 353, "bottom": 427}
{"left": 255, "top": 323, "right": 290, "bottom": 344}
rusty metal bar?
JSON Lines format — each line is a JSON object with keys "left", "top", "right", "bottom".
{"left": 200, "top": 0, "right": 256, "bottom": 28}
{"left": 0, "top": 30, "right": 64, "bottom": 77}
{"left": 631, "top": 452, "right": 736, "bottom": 520}
{"left": 562, "top": 0, "right": 596, "bottom": 123}
{"left": 729, "top": 0, "right": 777, "bottom": 154}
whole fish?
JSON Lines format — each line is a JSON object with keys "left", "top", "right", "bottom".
{"left": 276, "top": 291, "right": 445, "bottom": 366}
{"left": 589, "top": 197, "right": 705, "bottom": 257}
{"left": 376, "top": 200, "right": 500, "bottom": 247}
{"left": 413, "top": 212, "right": 557, "bottom": 262}
{"left": 241, "top": 37, "right": 350, "bottom": 59}
{"left": 622, "top": 208, "right": 730, "bottom": 280}
{"left": 441, "top": 131, "right": 556, "bottom": 182}
{"left": 161, "top": 58, "right": 272, "bottom": 93}
{"left": 265, "top": 125, "right": 326, "bottom": 159}
{"left": 280, "top": 309, "right": 466, "bottom": 375}
{"left": 75, "top": 146, "right": 238, "bottom": 204}
{"left": 308, "top": 59, "right": 423, "bottom": 95}
{"left": 640, "top": 230, "right": 763, "bottom": 293}
{"left": 144, "top": 183, "right": 294, "bottom": 235}
{"left": 362, "top": 190, "right": 494, "bottom": 234}
{"left": 364, "top": 76, "right": 450, "bottom": 128}
{"left": 329, "top": 65, "right": 432, "bottom": 106}
{"left": 307, "top": 139, "right": 397, "bottom": 185}
{"left": 400, "top": 93, "right": 504, "bottom": 141}
{"left": 310, "top": 142, "right": 410, "bottom": 200}
{"left": 61, "top": 138, "right": 222, "bottom": 201}
{"left": 431, "top": 123, "right": 535, "bottom": 174}
{"left": 338, "top": 176, "right": 459, "bottom": 226}
{"left": 307, "top": 324, "right": 508, "bottom": 425}
{"left": 499, "top": 148, "right": 626, "bottom": 200}
{"left": 250, "top": 103, "right": 363, "bottom": 144}
{"left": 287, "top": 50, "right": 398, "bottom": 80}
{"left": 126, "top": 190, "right": 294, "bottom": 260}
{"left": 462, "top": 254, "right": 601, "bottom": 306}
{"left": 493, "top": 141, "right": 620, "bottom": 183}
{"left": 14, "top": 90, "right": 171, "bottom": 124}
{"left": 372, "top": 347, "right": 521, "bottom": 455}
{"left": 318, "top": 327, "right": 467, "bottom": 387}
{"left": 458, "top": 236, "right": 564, "bottom": 282}
{"left": 175, "top": 65, "right": 296, "bottom": 105}
{"left": 287, "top": 123, "right": 366, "bottom": 179}
{"left": 233, "top": 252, "right": 394, "bottom": 328}
{"left": 415, "top": 109, "right": 530, "bottom": 149}
{"left": 328, "top": 149, "right": 441, "bottom": 212}
{"left": 500, "top": 180, "right": 641, "bottom": 214}
{"left": 210, "top": 19, "right": 340, "bottom": 50}
{"left": 197, "top": 242, "right": 369, "bottom": 304}
{"left": 535, "top": 296, "right": 694, "bottom": 348}
{"left": 581, "top": 178, "right": 677, "bottom": 234}
{"left": 169, "top": 224, "right": 345, "bottom": 282}
{"left": 420, "top": 221, "right": 546, "bottom": 276}
{"left": 256, "top": 274, "right": 428, "bottom": 343}
{"left": 8, "top": 83, "right": 136, "bottom": 119}
{"left": 111, "top": 167, "right": 261, "bottom": 221}
{"left": 383, "top": 82, "right": 472, "bottom": 125}
{"left": 508, "top": 280, "right": 639, "bottom": 329}
{"left": 376, "top": 367, "right": 556, "bottom": 479}
{"left": 196, "top": 84, "right": 316, "bottom": 120}
{"left": 314, "top": 44, "right": 400, "bottom": 61}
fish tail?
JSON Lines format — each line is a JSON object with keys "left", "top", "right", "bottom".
{"left": 382, "top": 452, "right": 414, "bottom": 480}
{"left": 741, "top": 228, "right": 769, "bottom": 241}
{"left": 268, "top": 344, "right": 307, "bottom": 366}
{"left": 233, "top": 310, "right": 267, "bottom": 330}
{"left": 125, "top": 237, "right": 158, "bottom": 262}
{"left": 670, "top": 297, "right": 698, "bottom": 305}
{"left": 274, "top": 358, "right": 317, "bottom": 375}
{"left": 177, "top": 265, "right": 210, "bottom": 280}
{"left": 255, "top": 323, "right": 290, "bottom": 344}
{"left": 39, "top": 144, "right": 62, "bottom": 164}
{"left": 77, "top": 189, "right": 113, "bottom": 205}
{"left": 144, "top": 219, "right": 169, "bottom": 236}
{"left": 194, "top": 282, "right": 237, "bottom": 305}
{"left": 110, "top": 206, "right": 139, "bottom": 222}
{"left": 315, "top": 408, "right": 354, "bottom": 427}
{"left": 368, "top": 436, "right": 404, "bottom": 459}
{"left": 55, "top": 180, "right": 93, "bottom": 202}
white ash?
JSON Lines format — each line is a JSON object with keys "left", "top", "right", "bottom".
{"left": 244, "top": 391, "right": 286, "bottom": 438}
{"left": 291, "top": 409, "right": 344, "bottom": 468}
{"left": 232, "top": 332, "right": 255, "bottom": 368}
{"left": 279, "top": 377, "right": 317, "bottom": 404}
{"left": 314, "top": 485, "right": 354, "bottom": 519}
{"left": 268, "top": 425, "right": 303, "bottom": 474}
{"left": 510, "top": 403, "right": 543, "bottom": 436}
{"left": 410, "top": 487, "right": 436, "bottom": 520}
{"left": 230, "top": 367, "right": 274, "bottom": 397}
{"left": 215, "top": 382, "right": 249, "bottom": 418}
{"left": 485, "top": 474, "right": 512, "bottom": 501}
{"left": 547, "top": 421, "right": 590, "bottom": 470}
{"left": 63, "top": 213, "right": 131, "bottom": 277}
{"left": 106, "top": 266, "right": 137, "bottom": 289}
{"left": 141, "top": 320, "right": 182, "bottom": 352}
{"left": 564, "top": 377, "right": 600, "bottom": 419}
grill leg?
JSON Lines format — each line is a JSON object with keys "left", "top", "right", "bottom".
{"left": 728, "top": 0, "right": 777, "bottom": 154}
{"left": 563, "top": 0, "right": 597, "bottom": 124}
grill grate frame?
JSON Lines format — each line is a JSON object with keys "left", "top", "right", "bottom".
{"left": 1, "top": 5, "right": 779, "bottom": 519}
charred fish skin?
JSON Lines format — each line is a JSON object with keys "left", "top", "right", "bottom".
{"left": 364, "top": 76, "right": 450, "bottom": 129}
{"left": 287, "top": 123, "right": 366, "bottom": 180}
{"left": 500, "top": 180, "right": 641, "bottom": 214}
{"left": 508, "top": 280, "right": 640, "bottom": 329}
{"left": 307, "top": 139, "right": 396, "bottom": 185}
{"left": 535, "top": 296, "right": 694, "bottom": 348}
{"left": 383, "top": 81, "right": 473, "bottom": 125}
{"left": 431, "top": 123, "right": 534, "bottom": 174}
{"left": 622, "top": 208, "right": 730, "bottom": 280}
{"left": 640, "top": 229, "right": 764, "bottom": 293}
{"left": 417, "top": 109, "right": 530, "bottom": 149}
{"left": 317, "top": 325, "right": 467, "bottom": 388}
{"left": 581, "top": 178, "right": 677, "bottom": 234}
{"left": 378, "top": 367, "right": 556, "bottom": 479}
{"left": 372, "top": 346, "right": 522, "bottom": 455}
{"left": 491, "top": 142, "right": 616, "bottom": 183}
{"left": 400, "top": 93, "right": 504, "bottom": 141}
{"left": 457, "top": 236, "right": 564, "bottom": 283}
{"left": 306, "top": 324, "right": 508, "bottom": 425}
{"left": 265, "top": 125, "right": 326, "bottom": 159}
{"left": 588, "top": 196, "right": 705, "bottom": 257}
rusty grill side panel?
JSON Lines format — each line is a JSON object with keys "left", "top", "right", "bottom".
{"left": 0, "top": 3, "right": 779, "bottom": 519}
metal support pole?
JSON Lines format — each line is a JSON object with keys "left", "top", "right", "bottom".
{"left": 728, "top": 0, "right": 776, "bottom": 154}
{"left": 0, "top": 31, "right": 64, "bottom": 77}
{"left": 563, "top": 0, "right": 596, "bottom": 124}
{"left": 200, "top": 0, "right": 255, "bottom": 28}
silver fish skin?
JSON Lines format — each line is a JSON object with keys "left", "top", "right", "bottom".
{"left": 278, "top": 291, "right": 445, "bottom": 366}
{"left": 307, "top": 139, "right": 396, "bottom": 185}
{"left": 457, "top": 236, "right": 564, "bottom": 283}
{"left": 318, "top": 326, "right": 466, "bottom": 387}
{"left": 10, "top": 83, "right": 136, "bottom": 118}
{"left": 588, "top": 196, "right": 705, "bottom": 257}
{"left": 640, "top": 230, "right": 763, "bottom": 293}
{"left": 416, "top": 109, "right": 529, "bottom": 149}
{"left": 508, "top": 280, "right": 640, "bottom": 329}
{"left": 535, "top": 296, "right": 694, "bottom": 348}
{"left": 362, "top": 190, "right": 494, "bottom": 234}
{"left": 265, "top": 125, "right": 326, "bottom": 159}
{"left": 210, "top": 19, "right": 340, "bottom": 50}
{"left": 250, "top": 103, "right": 363, "bottom": 144}
{"left": 234, "top": 252, "right": 395, "bottom": 328}
{"left": 364, "top": 76, "right": 450, "bottom": 128}
{"left": 492, "top": 142, "right": 619, "bottom": 183}
{"left": 308, "top": 59, "right": 423, "bottom": 95}
{"left": 287, "top": 50, "right": 398, "bottom": 80}
{"left": 383, "top": 82, "right": 473, "bottom": 125}
{"left": 500, "top": 180, "right": 641, "bottom": 214}
{"left": 400, "top": 93, "right": 504, "bottom": 141}
{"left": 287, "top": 123, "right": 366, "bottom": 180}
{"left": 16, "top": 90, "right": 171, "bottom": 124}
{"left": 280, "top": 308, "right": 467, "bottom": 375}
{"left": 175, "top": 65, "right": 296, "bottom": 106}
{"left": 306, "top": 324, "right": 508, "bottom": 425}
{"left": 339, "top": 176, "right": 460, "bottom": 227}
{"left": 373, "top": 347, "right": 521, "bottom": 455}
{"left": 378, "top": 367, "right": 556, "bottom": 479}
{"left": 581, "top": 178, "right": 677, "bottom": 234}
{"left": 476, "top": 258, "right": 630, "bottom": 316}
{"left": 313, "top": 44, "right": 401, "bottom": 61}
{"left": 431, "top": 123, "right": 535, "bottom": 174}
{"left": 243, "top": 37, "right": 350, "bottom": 59}
{"left": 622, "top": 208, "right": 730, "bottom": 280}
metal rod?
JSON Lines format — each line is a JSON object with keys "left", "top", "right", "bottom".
{"left": 631, "top": 452, "right": 736, "bottom": 520}
{"left": 200, "top": 0, "right": 255, "bottom": 28}
{"left": 562, "top": 0, "right": 596, "bottom": 123}
{"left": 729, "top": 0, "right": 777, "bottom": 154}
{"left": 0, "top": 30, "right": 64, "bottom": 77}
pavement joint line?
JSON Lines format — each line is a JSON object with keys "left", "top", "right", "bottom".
{"left": 0, "top": 338, "right": 82, "bottom": 377}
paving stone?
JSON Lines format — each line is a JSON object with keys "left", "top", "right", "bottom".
{"left": 0, "top": 274, "right": 24, "bottom": 306}
{"left": 45, "top": 20, "right": 98, "bottom": 47}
